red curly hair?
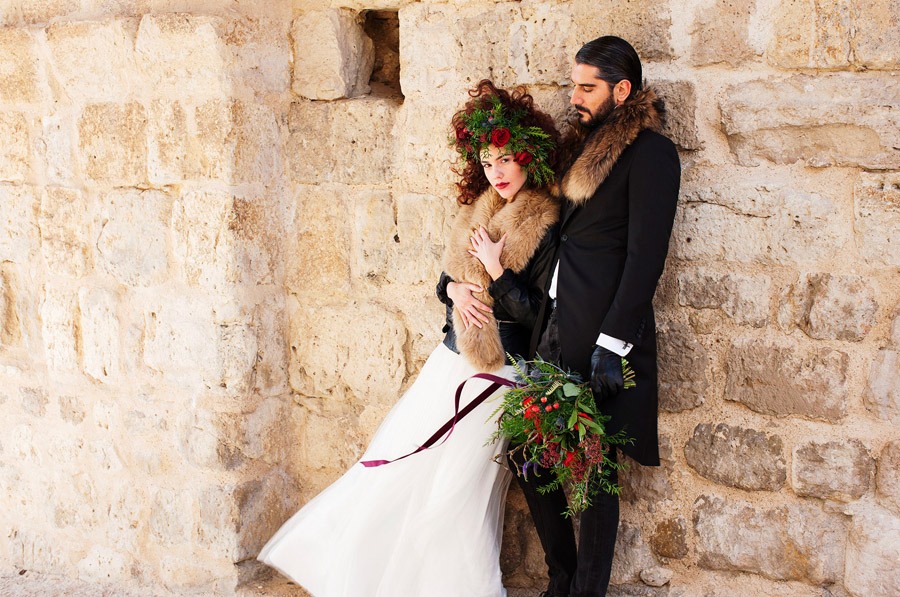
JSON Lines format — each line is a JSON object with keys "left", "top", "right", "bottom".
{"left": 451, "top": 80, "right": 561, "bottom": 205}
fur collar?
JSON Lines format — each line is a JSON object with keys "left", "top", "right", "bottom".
{"left": 560, "top": 87, "right": 666, "bottom": 205}
{"left": 443, "top": 187, "right": 559, "bottom": 371}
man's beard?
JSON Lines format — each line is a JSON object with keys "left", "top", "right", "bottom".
{"left": 573, "top": 95, "right": 617, "bottom": 131}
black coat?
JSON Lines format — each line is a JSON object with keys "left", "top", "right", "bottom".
{"left": 548, "top": 129, "right": 680, "bottom": 466}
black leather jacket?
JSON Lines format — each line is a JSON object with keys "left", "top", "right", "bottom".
{"left": 435, "top": 225, "right": 558, "bottom": 361}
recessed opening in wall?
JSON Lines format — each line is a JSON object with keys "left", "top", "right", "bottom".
{"left": 363, "top": 10, "right": 402, "bottom": 99}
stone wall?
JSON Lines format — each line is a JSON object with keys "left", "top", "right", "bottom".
{"left": 0, "top": 0, "right": 897, "bottom": 595}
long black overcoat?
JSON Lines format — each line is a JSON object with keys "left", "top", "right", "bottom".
{"left": 545, "top": 129, "right": 680, "bottom": 466}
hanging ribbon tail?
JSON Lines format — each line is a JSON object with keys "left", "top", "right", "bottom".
{"left": 360, "top": 372, "right": 516, "bottom": 468}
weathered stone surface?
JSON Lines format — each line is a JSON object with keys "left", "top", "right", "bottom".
{"left": 0, "top": 184, "right": 39, "bottom": 264}
{"left": 20, "top": 387, "right": 48, "bottom": 417}
{"left": 672, "top": 202, "right": 771, "bottom": 263}
{"left": 685, "top": 423, "right": 786, "bottom": 491}
{"left": 0, "top": 28, "right": 44, "bottom": 103}
{"left": 721, "top": 75, "right": 899, "bottom": 169}
{"left": 657, "top": 323, "right": 709, "bottom": 412}
{"left": 691, "top": 0, "right": 755, "bottom": 65}
{"left": 149, "top": 487, "right": 194, "bottom": 547}
{"left": 147, "top": 100, "right": 190, "bottom": 183}
{"left": 59, "top": 395, "right": 86, "bottom": 424}
{"left": 611, "top": 522, "right": 658, "bottom": 585}
{"left": 390, "top": 101, "right": 458, "bottom": 196}
{"left": 574, "top": 0, "right": 674, "bottom": 61}
{"left": 865, "top": 350, "right": 900, "bottom": 423}
{"left": 640, "top": 566, "right": 673, "bottom": 587}
{"left": 650, "top": 516, "right": 688, "bottom": 559}
{"left": 225, "top": 16, "right": 291, "bottom": 94}
{"left": 46, "top": 20, "right": 134, "bottom": 102}
{"left": 78, "top": 102, "right": 147, "bottom": 184}
{"left": 854, "top": 172, "right": 900, "bottom": 268}
{"left": 508, "top": 2, "right": 575, "bottom": 86}
{"left": 217, "top": 322, "right": 257, "bottom": 395}
{"left": 0, "top": 111, "right": 29, "bottom": 182}
{"left": 39, "top": 187, "right": 91, "bottom": 278}
{"left": 39, "top": 110, "right": 77, "bottom": 184}
{"left": 772, "top": 187, "right": 853, "bottom": 266}
{"left": 844, "top": 505, "right": 900, "bottom": 597}
{"left": 286, "top": 185, "right": 351, "bottom": 299}
{"left": 76, "top": 545, "right": 130, "bottom": 584}
{"left": 287, "top": 97, "right": 399, "bottom": 186}
{"left": 725, "top": 338, "right": 848, "bottom": 421}
{"left": 784, "top": 274, "right": 878, "bottom": 341}
{"left": 171, "top": 188, "right": 230, "bottom": 288}
{"left": 693, "top": 493, "right": 847, "bottom": 582}
{"left": 78, "top": 287, "right": 120, "bottom": 383}
{"left": 17, "top": 0, "right": 80, "bottom": 24}
{"left": 96, "top": 188, "right": 170, "bottom": 287}
{"left": 351, "top": 190, "right": 396, "bottom": 283}
{"left": 0, "top": 262, "right": 22, "bottom": 347}
{"left": 876, "top": 441, "right": 900, "bottom": 516}
{"left": 143, "top": 298, "right": 218, "bottom": 389}
{"left": 655, "top": 80, "right": 700, "bottom": 151}
{"left": 852, "top": 0, "right": 900, "bottom": 69}
{"left": 394, "top": 193, "right": 450, "bottom": 286}
{"left": 792, "top": 439, "right": 874, "bottom": 501}
{"left": 232, "top": 101, "right": 282, "bottom": 185}
{"left": 620, "top": 437, "right": 675, "bottom": 507}
{"left": 677, "top": 268, "right": 770, "bottom": 327}
{"left": 40, "top": 286, "right": 79, "bottom": 373}
{"left": 291, "top": 9, "right": 373, "bottom": 100}
{"left": 136, "top": 14, "right": 228, "bottom": 98}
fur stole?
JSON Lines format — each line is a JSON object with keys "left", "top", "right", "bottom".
{"left": 443, "top": 187, "right": 559, "bottom": 371}
{"left": 560, "top": 87, "right": 666, "bottom": 205}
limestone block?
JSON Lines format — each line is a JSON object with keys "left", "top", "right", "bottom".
{"left": 225, "top": 16, "right": 291, "bottom": 94}
{"left": 854, "top": 172, "right": 900, "bottom": 268}
{"left": 650, "top": 516, "right": 688, "bottom": 559}
{"left": 285, "top": 185, "right": 351, "bottom": 299}
{"left": 610, "top": 522, "right": 658, "bottom": 585}
{"left": 287, "top": 97, "right": 399, "bottom": 186}
{"left": 654, "top": 80, "right": 701, "bottom": 151}
{"left": 136, "top": 14, "right": 228, "bottom": 99}
{"left": 351, "top": 189, "right": 396, "bottom": 282}
{"left": 19, "top": 387, "right": 47, "bottom": 417}
{"left": 217, "top": 322, "right": 257, "bottom": 395}
{"left": 784, "top": 273, "right": 878, "bottom": 341}
{"left": 692, "top": 493, "right": 847, "bottom": 582}
{"left": 852, "top": 0, "right": 900, "bottom": 69}
{"left": 508, "top": 2, "right": 575, "bottom": 86}
{"left": 657, "top": 321, "right": 708, "bottom": 412}
{"left": 640, "top": 567, "right": 673, "bottom": 588}
{"left": 725, "top": 338, "right": 848, "bottom": 421}
{"left": 46, "top": 20, "right": 134, "bottom": 102}
{"left": 0, "top": 28, "right": 45, "bottom": 103}
{"left": 690, "top": 0, "right": 756, "bottom": 65}
{"left": 147, "top": 101, "right": 192, "bottom": 183}
{"left": 18, "top": 0, "right": 80, "bottom": 24}
{"left": 78, "top": 287, "right": 120, "bottom": 383}
{"left": 677, "top": 268, "right": 771, "bottom": 327}
{"left": 149, "top": 488, "right": 194, "bottom": 547}
{"left": 685, "top": 423, "right": 786, "bottom": 491}
{"left": 619, "top": 453, "right": 674, "bottom": 507}
{"left": 720, "top": 74, "right": 900, "bottom": 169}
{"left": 97, "top": 188, "right": 171, "bottom": 287}
{"left": 40, "top": 286, "right": 79, "bottom": 373}
{"left": 8, "top": 528, "right": 71, "bottom": 571}
{"left": 194, "top": 99, "right": 233, "bottom": 181}
{"left": 53, "top": 472, "right": 98, "bottom": 530}
{"left": 178, "top": 408, "right": 236, "bottom": 470}
{"left": 230, "top": 101, "right": 282, "bottom": 185}
{"left": 0, "top": 184, "right": 39, "bottom": 264}
{"left": 39, "top": 187, "right": 91, "bottom": 277}
{"left": 143, "top": 297, "right": 218, "bottom": 388}
{"left": 573, "top": 0, "right": 674, "bottom": 61}
{"left": 59, "top": 395, "right": 86, "bottom": 424}
{"left": 399, "top": 4, "right": 519, "bottom": 103}
{"left": 78, "top": 102, "right": 148, "bottom": 185}
{"left": 792, "top": 438, "right": 874, "bottom": 501}
{"left": 672, "top": 202, "right": 772, "bottom": 263}
{"left": 390, "top": 101, "right": 458, "bottom": 196}
{"left": 844, "top": 505, "right": 900, "bottom": 597}
{"left": 39, "top": 110, "right": 77, "bottom": 184}
{"left": 0, "top": 111, "right": 29, "bottom": 183}
{"left": 171, "top": 189, "right": 231, "bottom": 288}
{"left": 0, "top": 262, "right": 22, "bottom": 347}
{"left": 289, "top": 302, "right": 406, "bottom": 401}
{"left": 292, "top": 9, "right": 373, "bottom": 100}
{"left": 76, "top": 545, "right": 131, "bottom": 584}
{"left": 876, "top": 441, "right": 900, "bottom": 516}
{"left": 394, "top": 193, "right": 449, "bottom": 286}
{"left": 864, "top": 350, "right": 900, "bottom": 422}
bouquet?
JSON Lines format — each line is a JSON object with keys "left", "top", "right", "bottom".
{"left": 491, "top": 355, "right": 634, "bottom": 516}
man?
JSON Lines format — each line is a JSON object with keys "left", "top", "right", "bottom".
{"left": 512, "top": 36, "right": 681, "bottom": 597}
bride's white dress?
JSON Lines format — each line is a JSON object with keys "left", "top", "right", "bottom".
{"left": 258, "top": 342, "right": 514, "bottom": 597}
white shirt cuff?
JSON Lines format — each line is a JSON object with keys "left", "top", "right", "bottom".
{"left": 597, "top": 333, "right": 632, "bottom": 357}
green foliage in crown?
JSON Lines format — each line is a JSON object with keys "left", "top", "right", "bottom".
{"left": 452, "top": 95, "right": 556, "bottom": 187}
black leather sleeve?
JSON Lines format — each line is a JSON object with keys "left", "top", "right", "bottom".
{"left": 435, "top": 271, "right": 454, "bottom": 306}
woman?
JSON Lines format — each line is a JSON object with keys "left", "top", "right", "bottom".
{"left": 257, "top": 80, "right": 561, "bottom": 597}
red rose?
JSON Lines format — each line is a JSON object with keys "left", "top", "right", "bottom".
{"left": 513, "top": 151, "right": 533, "bottom": 165}
{"left": 490, "top": 127, "right": 511, "bottom": 147}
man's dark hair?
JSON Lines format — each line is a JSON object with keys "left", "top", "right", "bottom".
{"left": 574, "top": 36, "right": 643, "bottom": 97}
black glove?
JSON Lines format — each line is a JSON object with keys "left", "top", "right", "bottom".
{"left": 590, "top": 345, "right": 624, "bottom": 402}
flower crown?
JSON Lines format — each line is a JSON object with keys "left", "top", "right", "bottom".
{"left": 452, "top": 95, "right": 556, "bottom": 187}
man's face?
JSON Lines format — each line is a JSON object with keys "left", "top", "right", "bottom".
{"left": 570, "top": 63, "right": 617, "bottom": 129}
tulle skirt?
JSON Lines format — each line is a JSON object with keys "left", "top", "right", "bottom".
{"left": 258, "top": 342, "right": 514, "bottom": 597}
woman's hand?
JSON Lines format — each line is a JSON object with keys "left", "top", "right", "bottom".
{"left": 447, "top": 281, "right": 492, "bottom": 329}
{"left": 467, "top": 226, "right": 507, "bottom": 281}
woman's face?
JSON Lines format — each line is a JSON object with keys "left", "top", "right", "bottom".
{"left": 481, "top": 144, "right": 527, "bottom": 200}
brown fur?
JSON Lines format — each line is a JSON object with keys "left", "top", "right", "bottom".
{"left": 560, "top": 88, "right": 666, "bottom": 205}
{"left": 443, "top": 187, "right": 560, "bottom": 371}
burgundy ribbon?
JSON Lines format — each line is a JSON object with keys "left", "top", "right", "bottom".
{"left": 360, "top": 372, "right": 516, "bottom": 468}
